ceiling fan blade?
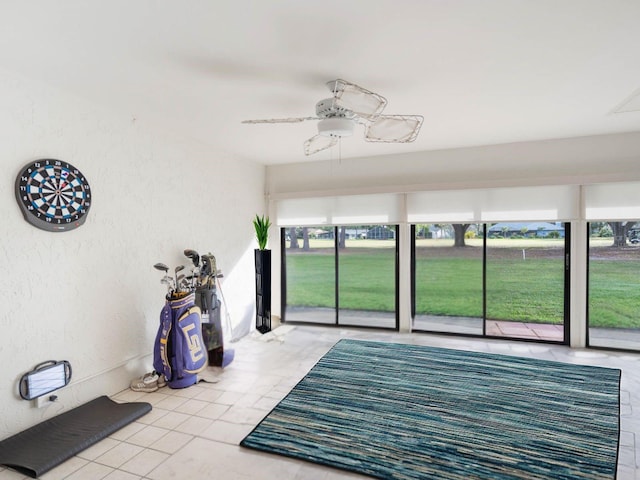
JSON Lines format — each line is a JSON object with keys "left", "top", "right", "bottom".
{"left": 303, "top": 134, "right": 338, "bottom": 156}
{"left": 328, "top": 79, "right": 387, "bottom": 120}
{"left": 242, "top": 117, "right": 317, "bottom": 124}
{"left": 364, "top": 115, "right": 424, "bottom": 143}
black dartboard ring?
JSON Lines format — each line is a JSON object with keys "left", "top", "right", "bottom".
{"left": 15, "top": 159, "right": 92, "bottom": 232}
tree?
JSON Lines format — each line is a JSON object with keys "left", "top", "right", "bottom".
{"left": 452, "top": 224, "right": 471, "bottom": 247}
{"left": 608, "top": 221, "right": 632, "bottom": 247}
{"left": 289, "top": 227, "right": 299, "bottom": 249}
{"left": 302, "top": 227, "right": 310, "bottom": 251}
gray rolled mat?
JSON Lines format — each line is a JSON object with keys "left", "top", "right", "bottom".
{"left": 0, "top": 395, "right": 152, "bottom": 478}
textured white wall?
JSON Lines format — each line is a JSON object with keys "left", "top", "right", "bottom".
{"left": 0, "top": 69, "right": 264, "bottom": 438}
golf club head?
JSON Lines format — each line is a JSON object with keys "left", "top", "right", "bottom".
{"left": 184, "top": 249, "right": 200, "bottom": 267}
{"left": 174, "top": 265, "right": 185, "bottom": 289}
{"left": 154, "top": 262, "right": 169, "bottom": 273}
{"left": 201, "top": 258, "right": 211, "bottom": 276}
{"left": 201, "top": 253, "right": 215, "bottom": 276}
{"left": 160, "top": 277, "right": 173, "bottom": 294}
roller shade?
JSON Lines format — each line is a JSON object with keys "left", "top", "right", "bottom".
{"left": 407, "top": 185, "right": 579, "bottom": 223}
{"left": 276, "top": 193, "right": 403, "bottom": 226}
{"left": 584, "top": 182, "right": 640, "bottom": 220}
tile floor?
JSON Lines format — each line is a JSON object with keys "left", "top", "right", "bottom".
{"left": 485, "top": 320, "right": 564, "bottom": 341}
{"left": 1, "top": 325, "right": 639, "bottom": 480}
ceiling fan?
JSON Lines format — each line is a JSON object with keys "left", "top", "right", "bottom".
{"left": 242, "top": 79, "right": 424, "bottom": 155}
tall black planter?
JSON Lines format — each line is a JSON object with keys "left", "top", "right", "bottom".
{"left": 254, "top": 249, "right": 271, "bottom": 333}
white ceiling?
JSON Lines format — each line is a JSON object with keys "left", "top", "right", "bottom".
{"left": 2, "top": 0, "right": 639, "bottom": 165}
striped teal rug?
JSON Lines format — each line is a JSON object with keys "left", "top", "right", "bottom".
{"left": 241, "top": 339, "right": 620, "bottom": 479}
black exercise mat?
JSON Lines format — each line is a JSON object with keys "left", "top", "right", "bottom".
{"left": 0, "top": 395, "right": 151, "bottom": 478}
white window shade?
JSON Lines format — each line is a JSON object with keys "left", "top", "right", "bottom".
{"left": 407, "top": 190, "right": 478, "bottom": 223}
{"left": 276, "top": 194, "right": 403, "bottom": 227}
{"left": 585, "top": 182, "right": 640, "bottom": 220}
{"left": 407, "top": 185, "right": 579, "bottom": 223}
{"left": 275, "top": 197, "right": 331, "bottom": 226}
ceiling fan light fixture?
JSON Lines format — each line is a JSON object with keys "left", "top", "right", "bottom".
{"left": 317, "top": 117, "right": 355, "bottom": 137}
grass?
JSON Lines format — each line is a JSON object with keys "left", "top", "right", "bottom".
{"left": 285, "top": 242, "right": 640, "bottom": 328}
{"left": 286, "top": 249, "right": 396, "bottom": 311}
{"left": 589, "top": 260, "right": 640, "bottom": 328}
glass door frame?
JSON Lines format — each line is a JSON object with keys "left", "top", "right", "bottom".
{"left": 411, "top": 223, "right": 571, "bottom": 345}
{"left": 586, "top": 221, "right": 640, "bottom": 352}
{"left": 281, "top": 225, "right": 400, "bottom": 331}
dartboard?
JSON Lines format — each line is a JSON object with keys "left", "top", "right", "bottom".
{"left": 15, "top": 159, "right": 92, "bottom": 232}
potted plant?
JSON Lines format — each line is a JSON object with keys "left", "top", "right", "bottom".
{"left": 253, "top": 214, "right": 272, "bottom": 333}
{"left": 253, "top": 214, "right": 271, "bottom": 251}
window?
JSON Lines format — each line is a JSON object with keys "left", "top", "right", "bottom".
{"left": 283, "top": 226, "right": 335, "bottom": 324}
{"left": 413, "top": 224, "right": 483, "bottom": 335}
{"left": 283, "top": 225, "right": 398, "bottom": 329}
{"left": 588, "top": 221, "right": 640, "bottom": 350}
{"left": 413, "top": 222, "right": 569, "bottom": 343}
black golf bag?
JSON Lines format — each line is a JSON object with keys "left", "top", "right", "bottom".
{"left": 196, "top": 285, "right": 234, "bottom": 367}
{"left": 153, "top": 292, "right": 207, "bottom": 388}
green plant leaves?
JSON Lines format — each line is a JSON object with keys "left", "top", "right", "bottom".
{"left": 253, "top": 214, "right": 272, "bottom": 250}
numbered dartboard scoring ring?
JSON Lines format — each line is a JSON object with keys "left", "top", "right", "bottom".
{"left": 15, "top": 159, "right": 91, "bottom": 232}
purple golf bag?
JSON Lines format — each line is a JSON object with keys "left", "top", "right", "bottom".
{"left": 153, "top": 292, "right": 207, "bottom": 388}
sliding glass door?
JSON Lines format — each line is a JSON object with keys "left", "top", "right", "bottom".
{"left": 283, "top": 225, "right": 398, "bottom": 329}
{"left": 413, "top": 222, "right": 568, "bottom": 343}
{"left": 413, "top": 224, "right": 483, "bottom": 334}
{"left": 283, "top": 226, "right": 335, "bottom": 324}
{"left": 338, "top": 225, "right": 397, "bottom": 328}
{"left": 588, "top": 221, "right": 640, "bottom": 350}
{"left": 485, "top": 223, "right": 567, "bottom": 341}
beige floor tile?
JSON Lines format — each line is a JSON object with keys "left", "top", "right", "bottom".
{"left": 102, "top": 470, "right": 142, "bottom": 480}
{"left": 219, "top": 404, "right": 268, "bottom": 424}
{"left": 150, "top": 430, "right": 193, "bottom": 454}
{"left": 94, "top": 442, "right": 145, "bottom": 468}
{"left": 195, "top": 402, "right": 228, "bottom": 420}
{"left": 76, "top": 437, "right": 120, "bottom": 461}
{"left": 112, "top": 390, "right": 147, "bottom": 403}
{"left": 151, "top": 411, "right": 190, "bottom": 430}
{"left": 174, "top": 415, "right": 215, "bottom": 435}
{"left": 192, "top": 388, "right": 223, "bottom": 403}
{"left": 175, "top": 398, "right": 208, "bottom": 415}
{"left": 125, "top": 425, "right": 170, "bottom": 448}
{"left": 119, "top": 449, "right": 170, "bottom": 477}
{"left": 214, "top": 390, "right": 246, "bottom": 405}
{"left": 199, "top": 419, "right": 255, "bottom": 445}
{"left": 64, "top": 462, "right": 114, "bottom": 480}
{"left": 152, "top": 395, "right": 188, "bottom": 411}
{"left": 146, "top": 438, "right": 306, "bottom": 480}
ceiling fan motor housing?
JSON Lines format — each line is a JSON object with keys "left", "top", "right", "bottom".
{"left": 318, "top": 117, "right": 355, "bottom": 137}
{"left": 315, "top": 98, "right": 356, "bottom": 137}
{"left": 315, "top": 98, "right": 354, "bottom": 118}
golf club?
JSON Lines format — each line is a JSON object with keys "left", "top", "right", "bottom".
{"left": 184, "top": 249, "right": 200, "bottom": 268}
{"left": 174, "top": 265, "right": 185, "bottom": 291}
{"left": 153, "top": 262, "right": 169, "bottom": 273}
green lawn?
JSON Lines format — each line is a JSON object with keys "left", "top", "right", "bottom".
{"left": 286, "top": 250, "right": 396, "bottom": 311}
{"left": 590, "top": 260, "right": 640, "bottom": 328}
{"left": 416, "top": 257, "right": 564, "bottom": 323}
{"left": 286, "top": 247, "right": 640, "bottom": 328}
